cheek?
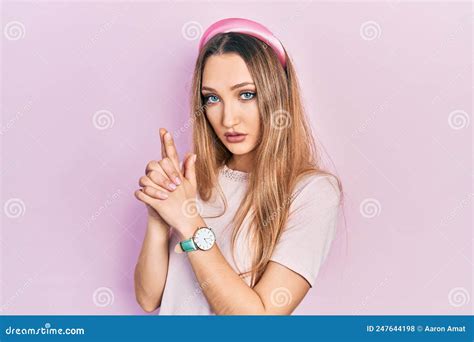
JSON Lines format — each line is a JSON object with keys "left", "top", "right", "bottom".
{"left": 247, "top": 103, "right": 260, "bottom": 136}
{"left": 205, "top": 109, "right": 220, "bottom": 128}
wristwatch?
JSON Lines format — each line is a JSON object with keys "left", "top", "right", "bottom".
{"left": 179, "top": 227, "right": 216, "bottom": 252}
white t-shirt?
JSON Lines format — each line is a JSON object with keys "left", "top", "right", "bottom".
{"left": 158, "top": 164, "right": 341, "bottom": 315}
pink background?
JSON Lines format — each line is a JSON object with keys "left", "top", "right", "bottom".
{"left": 1, "top": 1, "right": 472, "bottom": 315}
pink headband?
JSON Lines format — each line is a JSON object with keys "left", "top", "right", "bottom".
{"left": 198, "top": 18, "right": 287, "bottom": 69}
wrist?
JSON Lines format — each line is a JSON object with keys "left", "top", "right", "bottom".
{"left": 177, "top": 216, "right": 206, "bottom": 240}
{"left": 147, "top": 219, "right": 170, "bottom": 241}
{"left": 147, "top": 210, "right": 164, "bottom": 224}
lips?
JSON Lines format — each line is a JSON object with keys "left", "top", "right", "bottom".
{"left": 224, "top": 132, "right": 246, "bottom": 136}
{"left": 224, "top": 132, "right": 247, "bottom": 143}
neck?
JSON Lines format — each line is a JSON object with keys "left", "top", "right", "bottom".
{"left": 227, "top": 153, "right": 254, "bottom": 173}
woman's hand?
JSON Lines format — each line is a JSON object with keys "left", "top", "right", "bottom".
{"left": 139, "top": 129, "right": 176, "bottom": 226}
{"left": 134, "top": 128, "right": 199, "bottom": 239}
{"left": 145, "top": 203, "right": 165, "bottom": 223}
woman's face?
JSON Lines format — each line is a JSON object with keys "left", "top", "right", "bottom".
{"left": 201, "top": 53, "right": 260, "bottom": 158}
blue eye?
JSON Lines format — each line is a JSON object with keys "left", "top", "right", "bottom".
{"left": 204, "top": 95, "right": 220, "bottom": 104}
{"left": 240, "top": 92, "right": 255, "bottom": 100}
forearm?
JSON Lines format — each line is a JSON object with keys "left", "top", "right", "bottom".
{"left": 182, "top": 217, "right": 266, "bottom": 315}
{"left": 134, "top": 218, "right": 170, "bottom": 312}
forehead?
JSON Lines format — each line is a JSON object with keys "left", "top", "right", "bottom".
{"left": 202, "top": 53, "right": 253, "bottom": 88}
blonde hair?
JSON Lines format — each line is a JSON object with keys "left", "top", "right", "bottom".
{"left": 189, "top": 32, "right": 344, "bottom": 287}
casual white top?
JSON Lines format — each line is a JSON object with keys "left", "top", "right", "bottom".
{"left": 158, "top": 164, "right": 341, "bottom": 315}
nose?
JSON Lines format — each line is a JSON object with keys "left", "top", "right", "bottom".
{"left": 222, "top": 101, "right": 240, "bottom": 128}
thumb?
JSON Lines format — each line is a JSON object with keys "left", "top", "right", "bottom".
{"left": 181, "top": 152, "right": 191, "bottom": 175}
{"left": 184, "top": 153, "right": 197, "bottom": 188}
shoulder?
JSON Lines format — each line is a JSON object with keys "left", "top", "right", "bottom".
{"left": 271, "top": 172, "right": 341, "bottom": 285}
{"left": 290, "top": 172, "right": 341, "bottom": 213}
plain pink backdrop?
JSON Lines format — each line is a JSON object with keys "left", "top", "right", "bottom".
{"left": 1, "top": 1, "right": 472, "bottom": 315}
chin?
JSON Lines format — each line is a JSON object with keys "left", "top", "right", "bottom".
{"left": 224, "top": 143, "right": 254, "bottom": 155}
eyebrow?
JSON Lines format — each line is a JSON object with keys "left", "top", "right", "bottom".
{"left": 201, "top": 82, "right": 255, "bottom": 92}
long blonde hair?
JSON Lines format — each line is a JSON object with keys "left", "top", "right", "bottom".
{"left": 189, "top": 32, "right": 344, "bottom": 287}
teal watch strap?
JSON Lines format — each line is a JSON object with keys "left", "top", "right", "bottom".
{"left": 180, "top": 237, "right": 197, "bottom": 252}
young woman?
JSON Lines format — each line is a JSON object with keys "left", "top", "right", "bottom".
{"left": 134, "top": 18, "right": 343, "bottom": 315}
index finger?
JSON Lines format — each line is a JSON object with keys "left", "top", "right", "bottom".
{"left": 159, "top": 128, "right": 167, "bottom": 159}
{"left": 163, "top": 130, "right": 181, "bottom": 173}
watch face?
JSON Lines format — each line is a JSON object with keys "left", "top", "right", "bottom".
{"left": 193, "top": 227, "right": 215, "bottom": 251}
